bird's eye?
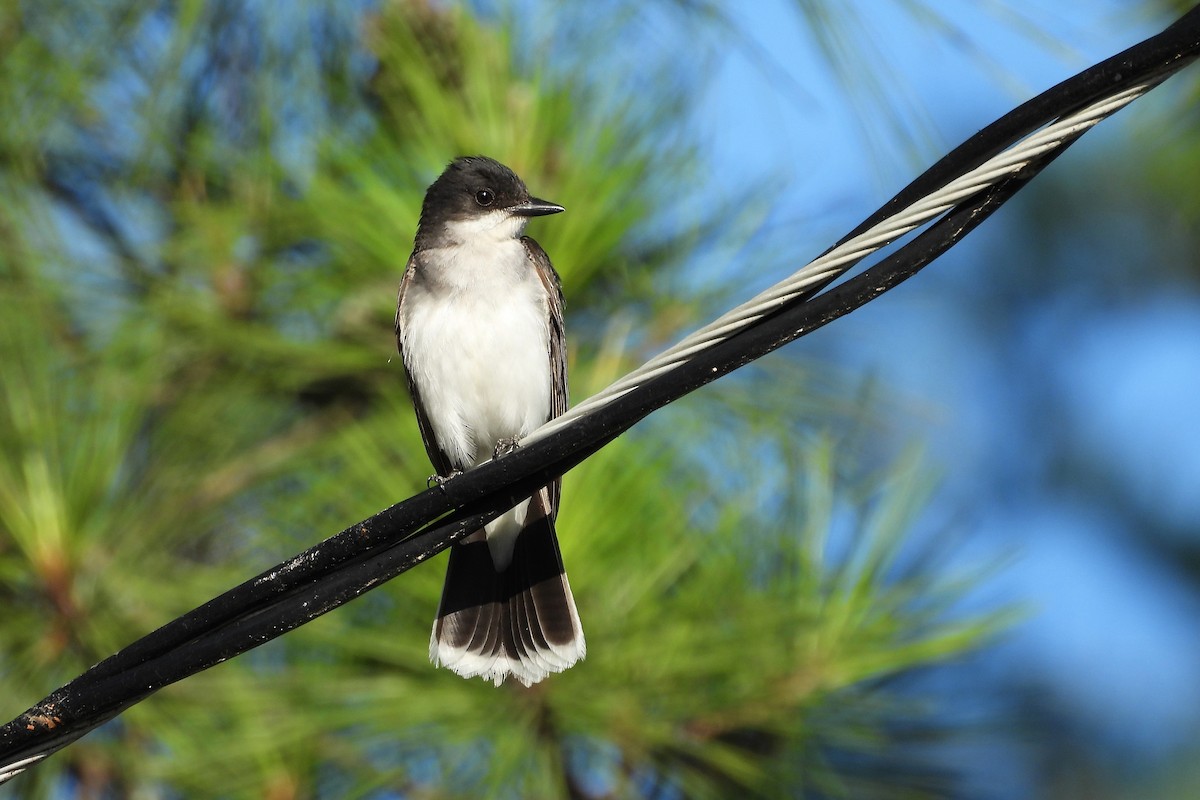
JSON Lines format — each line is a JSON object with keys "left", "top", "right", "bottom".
{"left": 474, "top": 189, "right": 495, "bottom": 207}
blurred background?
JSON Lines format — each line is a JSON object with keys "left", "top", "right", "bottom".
{"left": 1, "top": 0, "right": 1199, "bottom": 797}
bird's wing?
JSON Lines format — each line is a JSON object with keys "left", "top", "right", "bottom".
{"left": 396, "top": 251, "right": 456, "bottom": 478}
{"left": 523, "top": 236, "right": 567, "bottom": 517}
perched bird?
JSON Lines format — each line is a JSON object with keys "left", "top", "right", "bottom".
{"left": 395, "top": 156, "right": 584, "bottom": 686}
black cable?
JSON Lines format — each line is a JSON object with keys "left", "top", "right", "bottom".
{"left": 2, "top": 4, "right": 1198, "bottom": 783}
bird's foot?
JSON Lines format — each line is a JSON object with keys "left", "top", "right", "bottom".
{"left": 493, "top": 436, "right": 521, "bottom": 459}
{"left": 427, "top": 469, "right": 464, "bottom": 492}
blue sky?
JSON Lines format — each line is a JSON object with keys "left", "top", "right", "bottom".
{"left": 681, "top": 0, "right": 1200, "bottom": 791}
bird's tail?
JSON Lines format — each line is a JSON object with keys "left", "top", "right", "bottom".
{"left": 429, "top": 492, "right": 585, "bottom": 686}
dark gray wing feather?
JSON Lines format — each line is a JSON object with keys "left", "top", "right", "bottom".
{"left": 522, "top": 236, "right": 567, "bottom": 518}
{"left": 396, "top": 252, "right": 456, "bottom": 478}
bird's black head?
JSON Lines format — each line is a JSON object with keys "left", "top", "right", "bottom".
{"left": 415, "top": 156, "right": 563, "bottom": 249}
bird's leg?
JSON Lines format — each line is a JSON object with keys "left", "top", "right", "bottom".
{"left": 493, "top": 436, "right": 521, "bottom": 459}
{"left": 427, "top": 469, "right": 464, "bottom": 493}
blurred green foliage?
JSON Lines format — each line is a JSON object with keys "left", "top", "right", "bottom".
{"left": 0, "top": 1, "right": 1003, "bottom": 797}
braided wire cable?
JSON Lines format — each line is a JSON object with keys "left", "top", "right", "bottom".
{"left": 528, "top": 81, "right": 1154, "bottom": 445}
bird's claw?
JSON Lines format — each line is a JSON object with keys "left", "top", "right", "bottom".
{"left": 493, "top": 436, "right": 521, "bottom": 459}
{"left": 427, "top": 470, "right": 464, "bottom": 493}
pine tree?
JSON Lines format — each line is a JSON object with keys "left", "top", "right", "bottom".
{"left": 0, "top": 2, "right": 1006, "bottom": 796}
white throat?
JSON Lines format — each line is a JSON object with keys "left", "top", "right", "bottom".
{"left": 442, "top": 210, "right": 528, "bottom": 246}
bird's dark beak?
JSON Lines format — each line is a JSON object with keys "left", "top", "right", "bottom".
{"left": 511, "top": 197, "right": 565, "bottom": 217}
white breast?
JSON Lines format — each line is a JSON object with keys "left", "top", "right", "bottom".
{"left": 399, "top": 238, "right": 553, "bottom": 471}
{"left": 399, "top": 228, "right": 556, "bottom": 570}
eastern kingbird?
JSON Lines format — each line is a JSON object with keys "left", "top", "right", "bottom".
{"left": 396, "top": 156, "right": 584, "bottom": 686}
